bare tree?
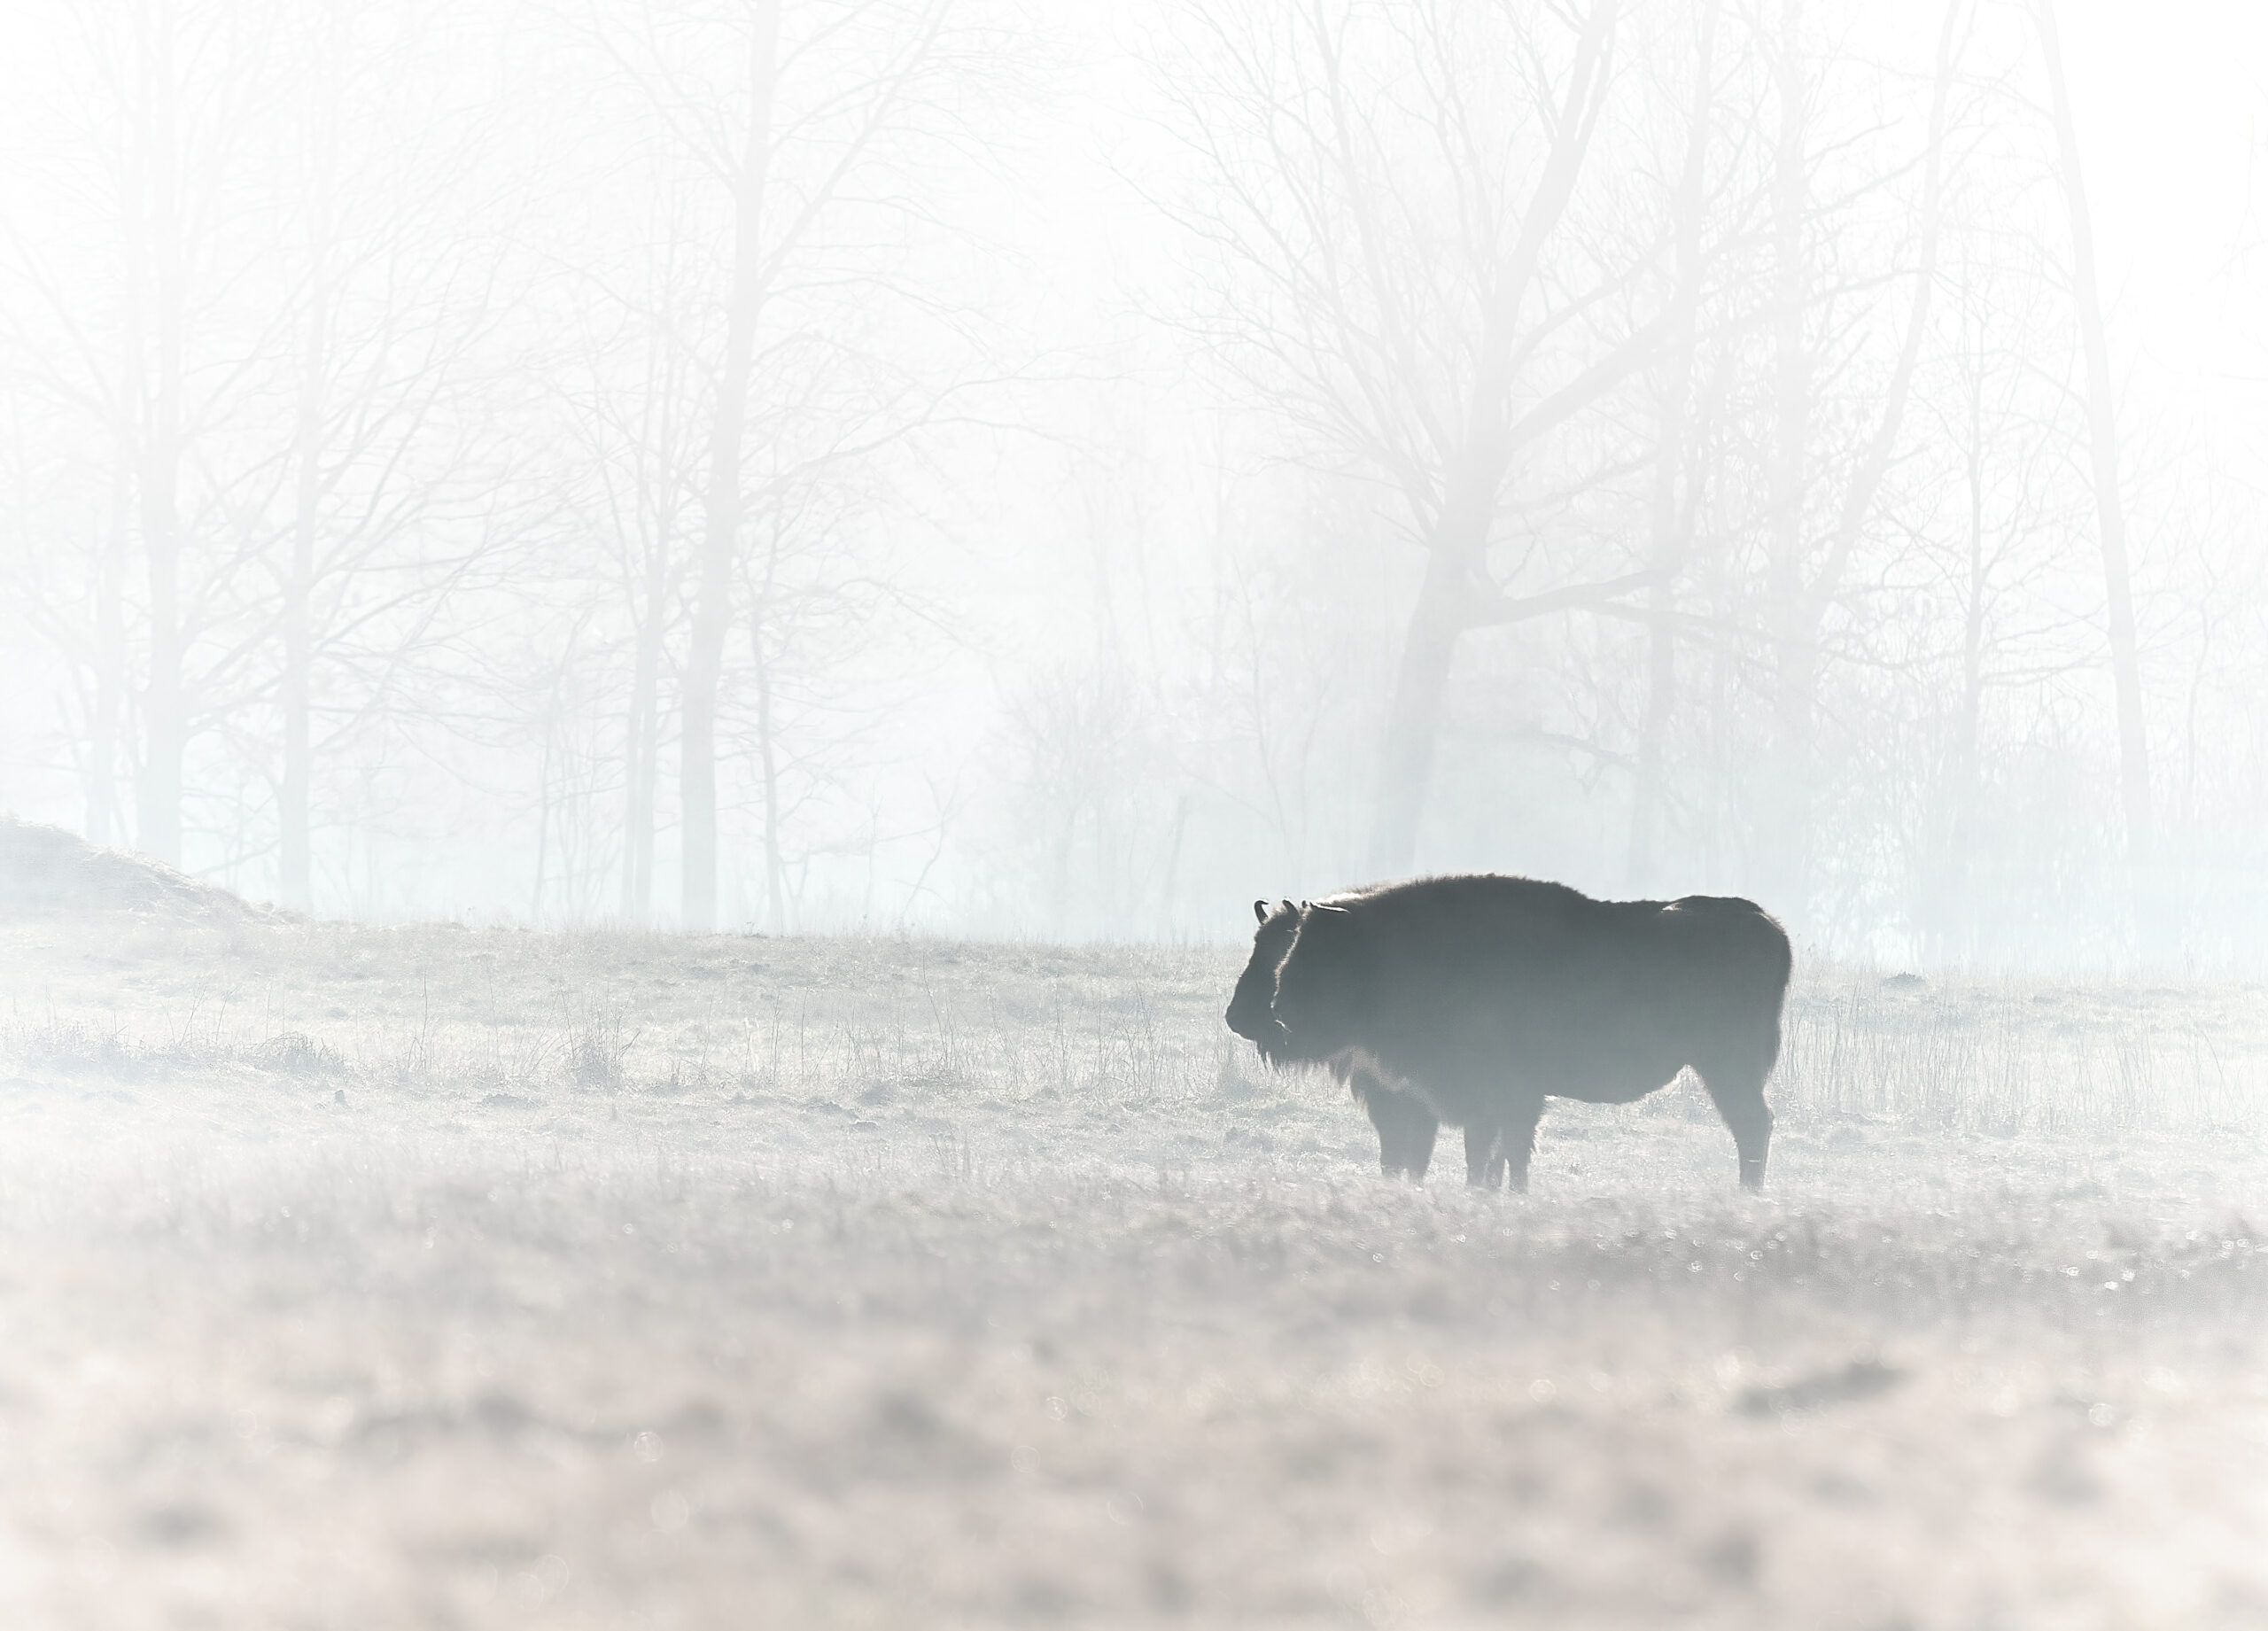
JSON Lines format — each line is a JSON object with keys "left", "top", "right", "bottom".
{"left": 2035, "top": 0, "right": 2151, "bottom": 923}
{"left": 259, "top": 1, "right": 512, "bottom": 910}
{"left": 548, "top": 172, "right": 710, "bottom": 926}
{"left": 1751, "top": 0, "right": 1961, "bottom": 914}
{"left": 123, "top": 0, "right": 196, "bottom": 866}
{"left": 0, "top": 0, "right": 504, "bottom": 899}
{"left": 591, "top": 0, "right": 977, "bottom": 932}
{"left": 0, "top": 0, "right": 290, "bottom": 867}
{"left": 1899, "top": 228, "right": 2088, "bottom": 958}
{"left": 735, "top": 471, "right": 936, "bottom": 933}
{"left": 1161, "top": 0, "right": 1687, "bottom": 876}
{"left": 677, "top": 1, "right": 786, "bottom": 934}
{"left": 1626, "top": 0, "right": 1726, "bottom": 890}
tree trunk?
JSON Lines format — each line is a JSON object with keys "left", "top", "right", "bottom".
{"left": 681, "top": 3, "right": 781, "bottom": 934}
{"left": 620, "top": 342, "right": 675, "bottom": 925}
{"left": 749, "top": 591, "right": 786, "bottom": 932}
{"left": 1922, "top": 331, "right": 1987, "bottom": 960}
{"left": 277, "top": 11, "right": 348, "bottom": 914}
{"left": 282, "top": 212, "right": 330, "bottom": 913}
{"left": 1362, "top": 0, "right": 1621, "bottom": 877}
{"left": 1627, "top": 0, "right": 1719, "bottom": 892}
{"left": 531, "top": 713, "right": 553, "bottom": 923}
{"left": 1762, "top": 0, "right": 1813, "bottom": 916}
{"left": 1763, "top": 0, "right": 1958, "bottom": 923}
{"left": 1368, "top": 550, "right": 1472, "bottom": 874}
{"left": 134, "top": 1, "right": 188, "bottom": 868}
{"left": 2037, "top": 0, "right": 2152, "bottom": 924}
{"left": 88, "top": 453, "right": 129, "bottom": 847}
{"left": 620, "top": 524, "right": 667, "bottom": 924}
{"left": 1950, "top": 357, "right": 1986, "bottom": 954}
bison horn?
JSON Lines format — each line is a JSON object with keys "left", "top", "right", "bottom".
{"left": 1253, "top": 898, "right": 1269, "bottom": 923}
{"left": 1278, "top": 898, "right": 1296, "bottom": 916}
{"left": 1311, "top": 902, "right": 1350, "bottom": 913}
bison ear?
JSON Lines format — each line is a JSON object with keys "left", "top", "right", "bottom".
{"left": 1253, "top": 898, "right": 1270, "bottom": 924}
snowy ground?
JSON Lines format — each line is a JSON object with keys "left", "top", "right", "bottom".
{"left": 3, "top": 914, "right": 2267, "bottom": 1628}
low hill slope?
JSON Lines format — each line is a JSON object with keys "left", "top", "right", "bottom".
{"left": 0, "top": 815, "right": 276, "bottom": 921}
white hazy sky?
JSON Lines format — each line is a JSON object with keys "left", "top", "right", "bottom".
{"left": 2056, "top": 4, "right": 2267, "bottom": 406}
{"left": 1039, "top": 0, "right": 2268, "bottom": 447}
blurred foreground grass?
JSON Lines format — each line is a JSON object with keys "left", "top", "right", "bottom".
{"left": 2, "top": 916, "right": 2266, "bottom": 1628}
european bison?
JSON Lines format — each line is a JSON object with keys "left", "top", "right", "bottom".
{"left": 1223, "top": 877, "right": 1791, "bottom": 1191}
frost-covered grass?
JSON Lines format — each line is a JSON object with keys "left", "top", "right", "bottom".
{"left": 3, "top": 916, "right": 2267, "bottom": 1627}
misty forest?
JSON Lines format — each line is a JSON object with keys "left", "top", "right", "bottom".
{"left": 4, "top": 2, "right": 2268, "bottom": 1627}
{"left": 6, "top": 0, "right": 2266, "bottom": 959}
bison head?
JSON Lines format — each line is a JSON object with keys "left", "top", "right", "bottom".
{"left": 1224, "top": 897, "right": 1301, "bottom": 1063}
{"left": 1270, "top": 899, "right": 1371, "bottom": 1062}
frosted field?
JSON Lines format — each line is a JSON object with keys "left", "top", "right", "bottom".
{"left": 4, "top": 915, "right": 2268, "bottom": 1628}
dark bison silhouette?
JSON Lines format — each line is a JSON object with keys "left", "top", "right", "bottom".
{"left": 1223, "top": 876, "right": 1791, "bottom": 1191}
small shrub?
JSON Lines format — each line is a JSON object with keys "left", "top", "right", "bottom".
{"left": 20, "top": 1022, "right": 152, "bottom": 1081}
{"left": 563, "top": 1012, "right": 634, "bottom": 1092}
{"left": 256, "top": 1032, "right": 346, "bottom": 1078}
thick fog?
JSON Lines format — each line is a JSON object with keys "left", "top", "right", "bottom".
{"left": 3, "top": 0, "right": 2264, "bottom": 962}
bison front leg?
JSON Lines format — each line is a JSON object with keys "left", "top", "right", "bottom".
{"left": 1356, "top": 1077, "right": 1439, "bottom": 1182}
{"left": 1464, "top": 1120, "right": 1504, "bottom": 1189}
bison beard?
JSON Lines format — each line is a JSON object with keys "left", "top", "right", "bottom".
{"left": 1223, "top": 878, "right": 1791, "bottom": 1191}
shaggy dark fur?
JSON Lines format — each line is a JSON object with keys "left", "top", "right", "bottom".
{"left": 1225, "top": 899, "right": 1443, "bottom": 1179}
{"left": 1223, "top": 878, "right": 1791, "bottom": 1191}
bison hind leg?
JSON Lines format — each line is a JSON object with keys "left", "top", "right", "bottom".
{"left": 1695, "top": 1056, "right": 1773, "bottom": 1191}
{"left": 1495, "top": 1097, "right": 1543, "bottom": 1193}
{"left": 1356, "top": 1076, "right": 1438, "bottom": 1182}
